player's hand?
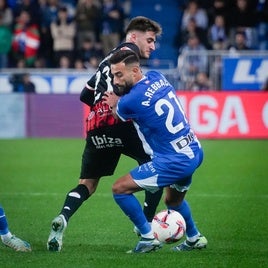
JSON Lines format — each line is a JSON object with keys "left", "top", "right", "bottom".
{"left": 102, "top": 92, "right": 120, "bottom": 109}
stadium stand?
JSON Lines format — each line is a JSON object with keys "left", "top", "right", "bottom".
{"left": 130, "top": 0, "right": 183, "bottom": 68}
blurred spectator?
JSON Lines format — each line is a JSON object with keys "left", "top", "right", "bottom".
{"left": 227, "top": 0, "right": 258, "bottom": 49}
{"left": 176, "top": 17, "right": 210, "bottom": 49}
{"left": 38, "top": 0, "right": 60, "bottom": 67}
{"left": 99, "top": 0, "right": 125, "bottom": 55}
{"left": 0, "top": 25, "right": 12, "bottom": 68}
{"left": 50, "top": 5, "right": 75, "bottom": 67}
{"left": 58, "top": 54, "right": 71, "bottom": 69}
{"left": 0, "top": 0, "right": 12, "bottom": 26}
{"left": 255, "top": 0, "right": 268, "bottom": 50}
{"left": 11, "top": 10, "right": 40, "bottom": 67}
{"left": 86, "top": 55, "right": 100, "bottom": 69}
{"left": 177, "top": 34, "right": 208, "bottom": 89}
{"left": 207, "top": 0, "right": 229, "bottom": 26}
{"left": 208, "top": 14, "right": 228, "bottom": 50}
{"left": 181, "top": 0, "right": 208, "bottom": 31}
{"left": 212, "top": 38, "right": 227, "bottom": 50}
{"left": 75, "top": 0, "right": 101, "bottom": 49}
{"left": 209, "top": 31, "right": 228, "bottom": 90}
{"left": 228, "top": 30, "right": 251, "bottom": 53}
{"left": 39, "top": 0, "right": 59, "bottom": 29}
{"left": 60, "top": 0, "right": 76, "bottom": 19}
{"left": 0, "top": 0, "right": 13, "bottom": 68}
{"left": 34, "top": 56, "right": 46, "bottom": 68}
{"left": 120, "top": 0, "right": 131, "bottom": 19}
{"left": 9, "top": 72, "right": 36, "bottom": 93}
{"left": 75, "top": 37, "right": 103, "bottom": 69}
{"left": 189, "top": 71, "right": 214, "bottom": 91}
{"left": 73, "top": 57, "right": 86, "bottom": 69}
{"left": 12, "top": 0, "right": 41, "bottom": 25}
{"left": 16, "top": 57, "right": 26, "bottom": 68}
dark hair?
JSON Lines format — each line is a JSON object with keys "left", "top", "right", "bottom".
{"left": 109, "top": 49, "right": 140, "bottom": 66}
{"left": 236, "top": 30, "right": 246, "bottom": 38}
{"left": 59, "top": 6, "right": 68, "bottom": 12}
{"left": 125, "top": 16, "right": 162, "bottom": 36}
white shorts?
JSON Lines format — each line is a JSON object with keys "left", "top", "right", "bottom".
{"left": 130, "top": 149, "right": 203, "bottom": 193}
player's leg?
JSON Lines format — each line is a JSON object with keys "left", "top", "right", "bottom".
{"left": 120, "top": 122, "right": 163, "bottom": 222}
{"left": 112, "top": 173, "right": 161, "bottom": 253}
{"left": 58, "top": 125, "right": 123, "bottom": 223}
{"left": 164, "top": 186, "right": 200, "bottom": 237}
{"left": 47, "top": 179, "right": 98, "bottom": 252}
{"left": 164, "top": 186, "right": 207, "bottom": 251}
{"left": 58, "top": 179, "right": 98, "bottom": 223}
{"left": 0, "top": 205, "right": 31, "bottom": 252}
{"left": 0, "top": 206, "right": 9, "bottom": 237}
{"left": 47, "top": 128, "right": 121, "bottom": 251}
{"left": 143, "top": 190, "right": 163, "bottom": 222}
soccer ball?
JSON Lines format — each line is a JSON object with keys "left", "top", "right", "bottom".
{"left": 152, "top": 209, "right": 186, "bottom": 243}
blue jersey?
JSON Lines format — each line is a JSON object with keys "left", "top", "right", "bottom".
{"left": 116, "top": 71, "right": 203, "bottom": 188}
{"left": 117, "top": 71, "right": 200, "bottom": 155}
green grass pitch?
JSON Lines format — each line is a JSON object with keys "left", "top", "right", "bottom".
{"left": 0, "top": 138, "right": 267, "bottom": 268}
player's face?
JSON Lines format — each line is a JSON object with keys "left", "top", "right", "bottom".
{"left": 134, "top": 31, "right": 156, "bottom": 59}
{"left": 111, "top": 62, "right": 136, "bottom": 94}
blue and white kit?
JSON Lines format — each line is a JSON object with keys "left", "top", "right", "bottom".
{"left": 116, "top": 71, "right": 203, "bottom": 192}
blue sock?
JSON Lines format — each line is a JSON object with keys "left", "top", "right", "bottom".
{"left": 113, "top": 193, "right": 151, "bottom": 235}
{"left": 168, "top": 200, "right": 199, "bottom": 238}
{"left": 0, "top": 206, "right": 9, "bottom": 235}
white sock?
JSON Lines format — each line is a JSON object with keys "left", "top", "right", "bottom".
{"left": 187, "top": 233, "right": 201, "bottom": 242}
{"left": 141, "top": 229, "right": 154, "bottom": 239}
{"left": 1, "top": 231, "right": 12, "bottom": 242}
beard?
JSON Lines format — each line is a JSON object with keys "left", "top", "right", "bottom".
{"left": 114, "top": 81, "right": 133, "bottom": 96}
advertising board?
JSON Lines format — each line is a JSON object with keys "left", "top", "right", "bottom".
{"left": 178, "top": 92, "right": 268, "bottom": 138}
{"left": 222, "top": 57, "right": 268, "bottom": 90}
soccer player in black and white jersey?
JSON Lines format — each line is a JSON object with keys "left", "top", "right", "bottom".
{"left": 47, "top": 16, "right": 164, "bottom": 251}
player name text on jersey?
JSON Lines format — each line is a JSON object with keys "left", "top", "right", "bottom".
{"left": 142, "top": 78, "right": 170, "bottom": 107}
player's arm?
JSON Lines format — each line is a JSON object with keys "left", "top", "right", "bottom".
{"left": 80, "top": 76, "right": 96, "bottom": 106}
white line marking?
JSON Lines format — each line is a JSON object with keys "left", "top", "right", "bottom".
{"left": 0, "top": 192, "right": 267, "bottom": 198}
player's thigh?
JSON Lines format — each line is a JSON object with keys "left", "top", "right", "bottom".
{"left": 80, "top": 134, "right": 121, "bottom": 178}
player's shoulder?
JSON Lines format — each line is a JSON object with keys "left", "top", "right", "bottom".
{"left": 115, "top": 42, "right": 140, "bottom": 56}
{"left": 146, "top": 70, "right": 167, "bottom": 83}
{"left": 147, "top": 70, "right": 161, "bottom": 77}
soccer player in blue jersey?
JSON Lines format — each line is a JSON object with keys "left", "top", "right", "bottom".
{"left": 103, "top": 49, "right": 208, "bottom": 253}
{"left": 0, "top": 205, "right": 31, "bottom": 252}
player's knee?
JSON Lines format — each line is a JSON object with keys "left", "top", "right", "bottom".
{"left": 112, "top": 181, "right": 122, "bottom": 194}
{"left": 112, "top": 179, "right": 131, "bottom": 194}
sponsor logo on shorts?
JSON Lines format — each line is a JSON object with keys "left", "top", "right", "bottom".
{"left": 139, "top": 162, "right": 156, "bottom": 173}
{"left": 91, "top": 135, "right": 123, "bottom": 149}
{"left": 148, "top": 162, "right": 156, "bottom": 173}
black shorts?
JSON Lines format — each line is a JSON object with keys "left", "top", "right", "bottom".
{"left": 80, "top": 121, "right": 151, "bottom": 179}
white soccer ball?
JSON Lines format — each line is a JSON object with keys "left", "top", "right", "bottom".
{"left": 152, "top": 209, "right": 186, "bottom": 243}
